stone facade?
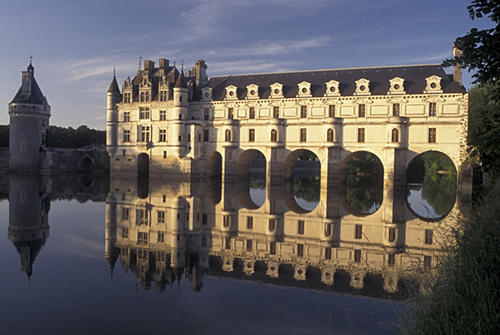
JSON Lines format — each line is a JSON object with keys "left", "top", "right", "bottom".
{"left": 107, "top": 54, "right": 468, "bottom": 184}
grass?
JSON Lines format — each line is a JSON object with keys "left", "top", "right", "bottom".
{"left": 401, "top": 181, "right": 500, "bottom": 334}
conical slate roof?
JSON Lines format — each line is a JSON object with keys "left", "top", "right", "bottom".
{"left": 108, "top": 75, "right": 121, "bottom": 94}
{"left": 10, "top": 71, "right": 46, "bottom": 104}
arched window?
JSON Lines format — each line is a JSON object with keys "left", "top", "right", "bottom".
{"left": 327, "top": 129, "right": 334, "bottom": 142}
{"left": 270, "top": 129, "right": 278, "bottom": 142}
{"left": 225, "top": 129, "right": 232, "bottom": 142}
{"left": 391, "top": 128, "right": 399, "bottom": 143}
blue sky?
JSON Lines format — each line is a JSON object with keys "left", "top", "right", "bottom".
{"left": 0, "top": 0, "right": 494, "bottom": 129}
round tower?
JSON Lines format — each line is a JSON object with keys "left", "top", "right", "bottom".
{"left": 170, "top": 71, "right": 188, "bottom": 157}
{"left": 106, "top": 71, "right": 121, "bottom": 156}
{"left": 9, "top": 62, "right": 51, "bottom": 171}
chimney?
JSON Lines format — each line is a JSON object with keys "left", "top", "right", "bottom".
{"left": 159, "top": 58, "right": 169, "bottom": 70}
{"left": 193, "top": 60, "right": 208, "bottom": 87}
{"left": 144, "top": 60, "right": 155, "bottom": 73}
{"left": 453, "top": 43, "right": 462, "bottom": 86}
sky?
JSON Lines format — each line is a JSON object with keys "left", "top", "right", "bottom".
{"left": 0, "top": 0, "right": 495, "bottom": 130}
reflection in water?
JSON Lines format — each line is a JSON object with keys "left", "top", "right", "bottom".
{"left": 344, "top": 152, "right": 383, "bottom": 215}
{"left": 293, "top": 177, "right": 320, "bottom": 211}
{"left": 105, "top": 171, "right": 455, "bottom": 299}
{"left": 407, "top": 152, "right": 457, "bottom": 219}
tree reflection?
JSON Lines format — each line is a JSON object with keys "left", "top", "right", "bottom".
{"left": 293, "top": 177, "right": 320, "bottom": 203}
{"left": 345, "top": 152, "right": 383, "bottom": 215}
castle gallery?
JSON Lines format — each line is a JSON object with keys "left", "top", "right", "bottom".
{"left": 106, "top": 49, "right": 468, "bottom": 182}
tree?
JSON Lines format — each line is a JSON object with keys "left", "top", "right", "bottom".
{"left": 443, "top": 1, "right": 500, "bottom": 174}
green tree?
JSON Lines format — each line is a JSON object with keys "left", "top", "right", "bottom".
{"left": 443, "top": 0, "right": 500, "bottom": 174}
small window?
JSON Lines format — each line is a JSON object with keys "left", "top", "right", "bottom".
{"left": 300, "top": 105, "right": 307, "bottom": 118}
{"left": 429, "top": 102, "right": 437, "bottom": 117}
{"left": 123, "top": 130, "right": 130, "bottom": 143}
{"left": 358, "top": 128, "right": 365, "bottom": 143}
{"left": 424, "top": 255, "right": 432, "bottom": 269}
{"left": 225, "top": 129, "right": 232, "bottom": 142}
{"left": 269, "top": 219, "right": 276, "bottom": 232}
{"left": 159, "top": 91, "right": 167, "bottom": 102}
{"left": 354, "top": 249, "right": 361, "bottom": 262}
{"left": 300, "top": 128, "right": 307, "bottom": 142}
{"left": 249, "top": 129, "right": 255, "bottom": 142}
{"left": 204, "top": 129, "right": 209, "bottom": 142}
{"left": 270, "top": 129, "right": 278, "bottom": 142}
{"left": 247, "top": 216, "right": 253, "bottom": 230}
{"left": 324, "top": 223, "right": 332, "bottom": 237}
{"left": 298, "top": 220, "right": 305, "bottom": 235}
{"left": 140, "top": 126, "right": 150, "bottom": 142}
{"left": 270, "top": 242, "right": 276, "bottom": 255}
{"left": 223, "top": 215, "right": 230, "bottom": 227}
{"left": 249, "top": 107, "right": 255, "bottom": 119}
{"left": 137, "top": 232, "right": 148, "bottom": 245}
{"left": 428, "top": 128, "right": 436, "bottom": 143}
{"left": 122, "top": 228, "right": 129, "bottom": 239}
{"left": 159, "top": 110, "right": 166, "bottom": 121}
{"left": 273, "top": 106, "right": 280, "bottom": 118}
{"left": 425, "top": 229, "right": 433, "bottom": 244}
{"left": 324, "top": 247, "right": 332, "bottom": 260}
{"left": 204, "top": 108, "right": 210, "bottom": 120}
{"left": 202, "top": 213, "right": 208, "bottom": 226}
{"left": 392, "top": 103, "right": 400, "bottom": 116}
{"left": 157, "top": 211, "right": 165, "bottom": 224}
{"left": 158, "top": 129, "right": 167, "bottom": 142}
{"left": 358, "top": 104, "right": 366, "bottom": 117}
{"left": 355, "top": 224, "right": 362, "bottom": 239}
{"left": 329, "top": 105, "right": 335, "bottom": 117}
{"left": 157, "top": 231, "right": 165, "bottom": 243}
{"left": 327, "top": 129, "right": 334, "bottom": 142}
{"left": 228, "top": 108, "right": 234, "bottom": 119}
{"left": 297, "top": 244, "right": 304, "bottom": 257}
{"left": 122, "top": 207, "right": 129, "bottom": 220}
{"left": 391, "top": 128, "right": 399, "bottom": 143}
{"left": 388, "top": 254, "right": 396, "bottom": 266}
{"left": 225, "top": 237, "right": 231, "bottom": 249}
{"left": 139, "top": 107, "right": 150, "bottom": 119}
{"left": 163, "top": 151, "right": 167, "bottom": 159}
{"left": 388, "top": 228, "right": 396, "bottom": 242}
{"left": 124, "top": 111, "right": 130, "bottom": 122}
{"left": 246, "top": 239, "right": 253, "bottom": 251}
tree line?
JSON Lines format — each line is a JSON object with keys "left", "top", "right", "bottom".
{"left": 0, "top": 125, "right": 105, "bottom": 148}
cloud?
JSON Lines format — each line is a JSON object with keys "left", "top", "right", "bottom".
{"left": 0, "top": 82, "right": 17, "bottom": 91}
{"left": 209, "top": 59, "right": 302, "bottom": 76}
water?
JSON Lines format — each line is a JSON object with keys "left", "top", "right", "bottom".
{"left": 0, "top": 167, "right": 457, "bottom": 335}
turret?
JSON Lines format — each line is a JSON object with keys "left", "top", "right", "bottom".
{"left": 452, "top": 43, "right": 463, "bottom": 86}
{"left": 171, "top": 71, "right": 189, "bottom": 157}
{"left": 106, "top": 71, "right": 121, "bottom": 156}
{"left": 9, "top": 61, "right": 51, "bottom": 171}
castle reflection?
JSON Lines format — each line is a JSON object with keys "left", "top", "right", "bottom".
{"left": 105, "top": 173, "right": 458, "bottom": 299}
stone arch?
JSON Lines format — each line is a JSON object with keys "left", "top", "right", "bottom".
{"left": 406, "top": 150, "right": 457, "bottom": 220}
{"left": 284, "top": 149, "right": 321, "bottom": 180}
{"left": 77, "top": 155, "right": 95, "bottom": 172}
{"left": 208, "top": 151, "right": 222, "bottom": 178}
{"left": 237, "top": 149, "right": 266, "bottom": 180}
{"left": 137, "top": 153, "right": 149, "bottom": 177}
{"left": 340, "top": 151, "right": 384, "bottom": 216}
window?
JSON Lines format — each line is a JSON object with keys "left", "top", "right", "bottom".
{"left": 223, "top": 215, "right": 230, "bottom": 227}
{"left": 297, "top": 244, "right": 304, "bottom": 257}
{"left": 391, "top": 128, "right": 399, "bottom": 143}
{"left": 358, "top": 104, "right": 366, "bottom": 117}
{"left": 159, "top": 110, "right": 166, "bottom": 121}
{"left": 324, "top": 223, "right": 332, "bottom": 237}
{"left": 159, "top": 90, "right": 167, "bottom": 102}
{"left": 202, "top": 213, "right": 208, "bottom": 226}
{"left": 204, "top": 129, "right": 209, "bottom": 142}
{"left": 300, "top": 105, "right": 307, "bottom": 118}
{"left": 122, "top": 228, "right": 129, "bottom": 239}
{"left": 298, "top": 220, "right": 305, "bottom": 235}
{"left": 392, "top": 103, "right": 400, "bottom": 116}
{"left": 327, "top": 129, "right": 334, "bottom": 142}
{"left": 424, "top": 255, "right": 432, "bottom": 269}
{"left": 329, "top": 105, "right": 335, "bottom": 117}
{"left": 138, "top": 232, "right": 148, "bottom": 245}
{"left": 225, "top": 237, "right": 231, "bottom": 249}
{"left": 429, "top": 102, "right": 437, "bottom": 117}
{"left": 249, "top": 107, "right": 255, "bottom": 119}
{"left": 163, "top": 151, "right": 167, "bottom": 159}
{"left": 123, "top": 129, "right": 130, "bottom": 142}
{"left": 321, "top": 248, "right": 331, "bottom": 261}
{"left": 158, "top": 129, "right": 166, "bottom": 142}
{"left": 225, "top": 129, "right": 232, "bottom": 142}
{"left": 201, "top": 233, "right": 207, "bottom": 247}
{"left": 355, "top": 224, "right": 363, "bottom": 239}
{"left": 358, "top": 128, "right": 365, "bottom": 143}
{"left": 388, "top": 228, "right": 396, "bottom": 242}
{"left": 228, "top": 108, "right": 234, "bottom": 119}
{"left": 157, "top": 231, "right": 165, "bottom": 243}
{"left": 247, "top": 216, "right": 253, "bottom": 230}
{"left": 122, "top": 207, "right": 129, "bottom": 220}
{"left": 136, "top": 209, "right": 149, "bottom": 226}
{"left": 204, "top": 108, "right": 210, "bottom": 120}
{"left": 124, "top": 111, "right": 130, "bottom": 122}
{"left": 354, "top": 249, "right": 361, "bottom": 262}
{"left": 273, "top": 106, "right": 280, "bottom": 118}
{"left": 140, "top": 91, "right": 150, "bottom": 103}
{"left": 157, "top": 211, "right": 165, "bottom": 224}
{"left": 300, "top": 128, "right": 307, "bottom": 142}
{"left": 140, "top": 126, "right": 150, "bottom": 142}
{"left": 428, "top": 128, "right": 436, "bottom": 143}
{"left": 425, "top": 229, "right": 433, "bottom": 244}
{"left": 270, "top": 129, "right": 278, "bottom": 142}
{"left": 269, "top": 219, "right": 276, "bottom": 232}
{"left": 270, "top": 242, "right": 276, "bottom": 255}
{"left": 246, "top": 239, "right": 253, "bottom": 251}
{"left": 139, "top": 107, "right": 150, "bottom": 119}
{"left": 123, "top": 92, "right": 131, "bottom": 103}
{"left": 178, "top": 113, "right": 182, "bottom": 120}
{"left": 249, "top": 129, "right": 255, "bottom": 142}
{"left": 388, "top": 254, "right": 396, "bottom": 266}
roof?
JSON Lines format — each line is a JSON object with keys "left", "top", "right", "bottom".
{"left": 10, "top": 73, "right": 47, "bottom": 105}
{"left": 174, "top": 71, "right": 187, "bottom": 88}
{"left": 107, "top": 75, "right": 121, "bottom": 94}
{"left": 203, "top": 64, "right": 466, "bottom": 101}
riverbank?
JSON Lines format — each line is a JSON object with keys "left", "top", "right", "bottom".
{"left": 402, "top": 181, "right": 500, "bottom": 334}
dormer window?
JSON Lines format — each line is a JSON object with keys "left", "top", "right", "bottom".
{"left": 355, "top": 78, "right": 371, "bottom": 95}
{"left": 225, "top": 85, "right": 238, "bottom": 100}
{"left": 201, "top": 87, "right": 212, "bottom": 101}
{"left": 246, "top": 84, "right": 259, "bottom": 99}
{"left": 297, "top": 81, "right": 311, "bottom": 97}
{"left": 325, "top": 80, "right": 340, "bottom": 97}
{"left": 270, "top": 82, "right": 283, "bottom": 98}
{"left": 425, "top": 75, "right": 442, "bottom": 93}
{"left": 388, "top": 77, "right": 405, "bottom": 94}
